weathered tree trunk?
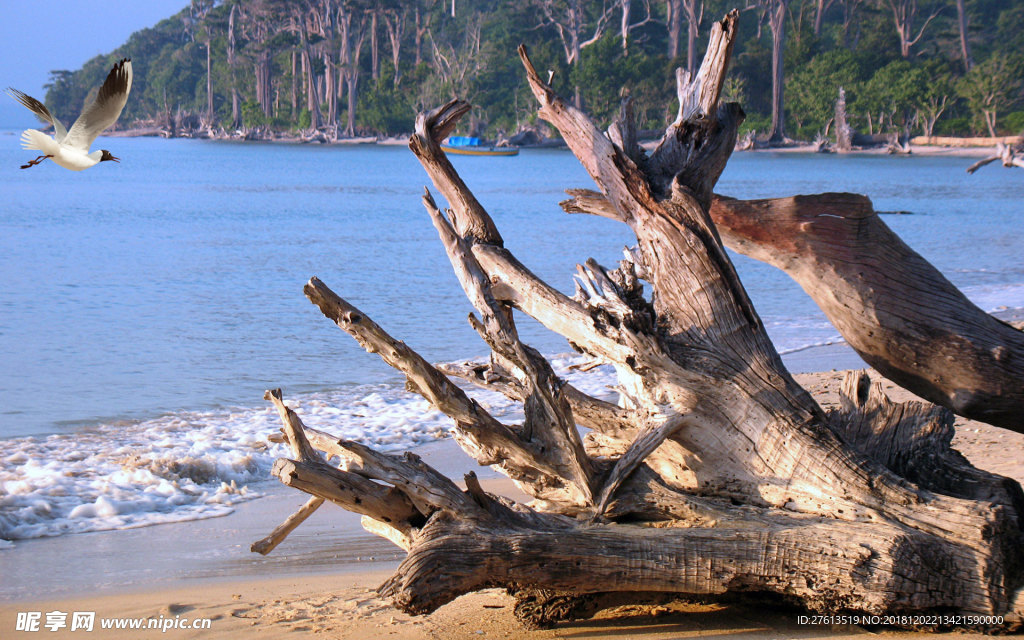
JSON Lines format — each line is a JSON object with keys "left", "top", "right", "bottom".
{"left": 834, "top": 86, "right": 853, "bottom": 151}
{"left": 254, "top": 11, "right": 1024, "bottom": 631}
{"left": 708, "top": 193, "right": 1024, "bottom": 432}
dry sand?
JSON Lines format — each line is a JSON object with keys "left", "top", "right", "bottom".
{"left": 2, "top": 367, "right": 1022, "bottom": 639}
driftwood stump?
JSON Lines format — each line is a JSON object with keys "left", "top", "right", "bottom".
{"left": 253, "top": 12, "right": 1024, "bottom": 631}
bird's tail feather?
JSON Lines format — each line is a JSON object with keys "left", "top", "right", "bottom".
{"left": 20, "top": 129, "right": 57, "bottom": 153}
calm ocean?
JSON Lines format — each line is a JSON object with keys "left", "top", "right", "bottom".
{"left": 1, "top": 131, "right": 1021, "bottom": 542}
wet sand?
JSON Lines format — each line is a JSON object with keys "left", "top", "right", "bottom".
{"left": 2, "top": 339, "right": 1023, "bottom": 638}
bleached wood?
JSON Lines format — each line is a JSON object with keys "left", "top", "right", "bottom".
{"left": 250, "top": 495, "right": 325, "bottom": 555}
{"left": 254, "top": 11, "right": 1024, "bottom": 629}
{"left": 710, "top": 192, "right": 1024, "bottom": 431}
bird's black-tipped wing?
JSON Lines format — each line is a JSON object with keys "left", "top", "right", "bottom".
{"left": 4, "top": 87, "right": 67, "bottom": 141}
{"left": 64, "top": 58, "right": 133, "bottom": 152}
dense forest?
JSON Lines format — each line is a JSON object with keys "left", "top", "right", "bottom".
{"left": 42, "top": 0, "right": 1024, "bottom": 142}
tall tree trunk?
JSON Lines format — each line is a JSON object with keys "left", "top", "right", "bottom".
{"left": 301, "top": 39, "right": 323, "bottom": 129}
{"left": 205, "top": 39, "right": 213, "bottom": 121}
{"left": 684, "top": 0, "right": 701, "bottom": 76}
{"left": 620, "top": 0, "right": 631, "bottom": 54}
{"left": 666, "top": 0, "right": 682, "bottom": 59}
{"left": 840, "top": 0, "right": 863, "bottom": 48}
{"left": 766, "top": 0, "right": 788, "bottom": 143}
{"left": 813, "top": 0, "right": 833, "bottom": 36}
{"left": 956, "top": 0, "right": 972, "bottom": 72}
{"left": 339, "top": 11, "right": 367, "bottom": 137}
{"left": 291, "top": 51, "right": 298, "bottom": 116}
{"left": 384, "top": 10, "right": 405, "bottom": 87}
{"left": 834, "top": 86, "right": 852, "bottom": 151}
{"left": 371, "top": 11, "right": 380, "bottom": 82}
{"left": 256, "top": 48, "right": 272, "bottom": 118}
{"left": 414, "top": 6, "right": 427, "bottom": 66}
{"left": 345, "top": 72, "right": 359, "bottom": 136}
{"left": 324, "top": 51, "right": 336, "bottom": 127}
{"left": 252, "top": 13, "right": 1024, "bottom": 629}
{"left": 228, "top": 4, "right": 240, "bottom": 128}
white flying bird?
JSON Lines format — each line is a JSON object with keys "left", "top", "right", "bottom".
{"left": 6, "top": 58, "right": 133, "bottom": 171}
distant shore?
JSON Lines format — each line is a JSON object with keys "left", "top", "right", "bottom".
{"left": 102, "top": 125, "right": 1019, "bottom": 158}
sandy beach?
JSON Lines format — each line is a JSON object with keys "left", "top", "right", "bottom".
{"left": 2, "top": 337, "right": 1022, "bottom": 639}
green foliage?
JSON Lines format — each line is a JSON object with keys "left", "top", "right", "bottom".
{"left": 957, "top": 54, "right": 1024, "bottom": 135}
{"left": 243, "top": 100, "right": 269, "bottom": 128}
{"left": 570, "top": 34, "right": 670, "bottom": 129}
{"left": 786, "top": 49, "right": 874, "bottom": 137}
{"left": 358, "top": 71, "right": 415, "bottom": 134}
{"left": 1002, "top": 111, "right": 1024, "bottom": 135}
{"left": 41, "top": 0, "right": 1024, "bottom": 140}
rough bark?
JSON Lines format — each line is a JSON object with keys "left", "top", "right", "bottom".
{"left": 709, "top": 193, "right": 1024, "bottom": 432}
{"left": 253, "top": 10, "right": 1024, "bottom": 631}
{"left": 561, "top": 184, "right": 1024, "bottom": 431}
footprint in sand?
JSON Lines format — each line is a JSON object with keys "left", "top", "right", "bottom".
{"left": 162, "top": 603, "right": 194, "bottom": 616}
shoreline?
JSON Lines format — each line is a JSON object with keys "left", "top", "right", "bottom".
{"left": 101, "top": 127, "right": 1013, "bottom": 157}
{"left": 2, "top": 360, "right": 1022, "bottom": 638}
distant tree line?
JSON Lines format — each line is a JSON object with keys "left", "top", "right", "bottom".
{"left": 43, "top": 0, "right": 1024, "bottom": 141}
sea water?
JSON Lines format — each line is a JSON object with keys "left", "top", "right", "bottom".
{"left": 1, "top": 133, "right": 1021, "bottom": 543}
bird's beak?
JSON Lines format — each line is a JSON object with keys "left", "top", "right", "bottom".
{"left": 111, "top": 155, "right": 120, "bottom": 163}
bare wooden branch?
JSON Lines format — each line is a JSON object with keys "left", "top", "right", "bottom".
{"left": 711, "top": 192, "right": 1024, "bottom": 431}
{"left": 593, "top": 414, "right": 688, "bottom": 516}
{"left": 250, "top": 496, "right": 325, "bottom": 555}
{"left": 304, "top": 276, "right": 594, "bottom": 511}
{"left": 424, "top": 189, "right": 595, "bottom": 508}
{"left": 409, "top": 100, "right": 503, "bottom": 244}
{"left": 322, "top": 437, "right": 481, "bottom": 517}
{"left": 966, "top": 142, "right": 1024, "bottom": 174}
{"left": 361, "top": 515, "right": 412, "bottom": 551}
{"left": 272, "top": 458, "right": 421, "bottom": 533}
{"left": 265, "top": 388, "right": 320, "bottom": 462}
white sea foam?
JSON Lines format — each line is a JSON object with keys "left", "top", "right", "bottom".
{"left": 0, "top": 355, "right": 619, "bottom": 545}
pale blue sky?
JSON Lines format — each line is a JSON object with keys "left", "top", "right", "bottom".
{"left": 1, "top": 1, "right": 187, "bottom": 127}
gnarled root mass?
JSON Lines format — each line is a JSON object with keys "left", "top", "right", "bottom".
{"left": 252, "top": 12, "right": 1024, "bottom": 631}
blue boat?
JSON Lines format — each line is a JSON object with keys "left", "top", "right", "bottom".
{"left": 441, "top": 135, "right": 519, "bottom": 156}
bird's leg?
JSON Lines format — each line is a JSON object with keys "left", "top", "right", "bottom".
{"left": 20, "top": 155, "right": 52, "bottom": 169}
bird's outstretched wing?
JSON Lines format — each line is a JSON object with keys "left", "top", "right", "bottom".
{"left": 4, "top": 87, "right": 68, "bottom": 142}
{"left": 63, "top": 58, "right": 133, "bottom": 152}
